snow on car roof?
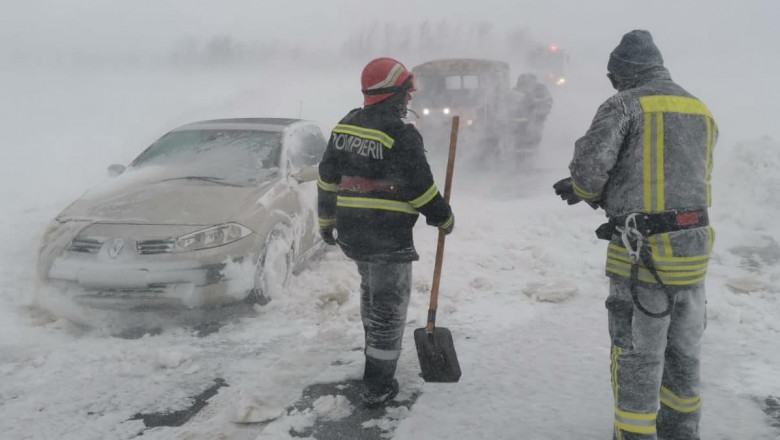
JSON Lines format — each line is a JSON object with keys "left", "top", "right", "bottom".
{"left": 174, "top": 118, "right": 308, "bottom": 132}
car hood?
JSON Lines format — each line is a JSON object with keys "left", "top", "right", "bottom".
{"left": 58, "top": 178, "right": 276, "bottom": 225}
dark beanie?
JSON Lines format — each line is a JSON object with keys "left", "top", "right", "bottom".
{"left": 607, "top": 30, "right": 664, "bottom": 78}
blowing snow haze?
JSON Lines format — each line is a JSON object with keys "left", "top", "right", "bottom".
{"left": 1, "top": 0, "right": 778, "bottom": 144}
{"left": 1, "top": 1, "right": 780, "bottom": 439}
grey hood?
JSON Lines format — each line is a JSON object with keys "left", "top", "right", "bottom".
{"left": 608, "top": 30, "right": 668, "bottom": 91}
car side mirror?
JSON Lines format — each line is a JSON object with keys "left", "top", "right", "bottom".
{"left": 107, "top": 164, "right": 126, "bottom": 177}
{"left": 291, "top": 165, "right": 319, "bottom": 183}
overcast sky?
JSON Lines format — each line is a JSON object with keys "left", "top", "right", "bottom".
{"left": 2, "top": 0, "right": 778, "bottom": 142}
{"left": 2, "top": 0, "right": 777, "bottom": 60}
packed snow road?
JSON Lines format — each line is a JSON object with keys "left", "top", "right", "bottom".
{"left": 2, "top": 167, "right": 779, "bottom": 440}
{"left": 1, "top": 67, "right": 779, "bottom": 439}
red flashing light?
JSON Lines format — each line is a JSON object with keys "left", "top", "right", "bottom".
{"left": 550, "top": 44, "right": 558, "bottom": 52}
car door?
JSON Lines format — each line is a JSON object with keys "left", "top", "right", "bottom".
{"left": 283, "top": 123, "right": 327, "bottom": 262}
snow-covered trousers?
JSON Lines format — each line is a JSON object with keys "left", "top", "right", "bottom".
{"left": 356, "top": 261, "right": 412, "bottom": 383}
{"left": 607, "top": 277, "right": 706, "bottom": 440}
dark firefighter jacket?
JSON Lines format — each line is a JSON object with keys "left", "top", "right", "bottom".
{"left": 318, "top": 105, "right": 453, "bottom": 263}
{"left": 570, "top": 67, "right": 718, "bottom": 287}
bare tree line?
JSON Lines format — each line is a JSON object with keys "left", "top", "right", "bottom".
{"left": 339, "top": 21, "right": 540, "bottom": 63}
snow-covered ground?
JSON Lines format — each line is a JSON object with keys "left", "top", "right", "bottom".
{"left": 1, "top": 62, "right": 779, "bottom": 440}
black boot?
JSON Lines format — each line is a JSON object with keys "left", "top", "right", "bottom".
{"left": 361, "top": 357, "right": 399, "bottom": 408}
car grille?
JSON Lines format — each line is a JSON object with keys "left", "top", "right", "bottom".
{"left": 69, "top": 237, "right": 104, "bottom": 253}
{"left": 136, "top": 238, "right": 175, "bottom": 255}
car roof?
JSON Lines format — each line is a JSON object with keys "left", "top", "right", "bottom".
{"left": 173, "top": 118, "right": 310, "bottom": 133}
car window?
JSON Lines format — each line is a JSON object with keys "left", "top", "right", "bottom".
{"left": 462, "top": 75, "right": 479, "bottom": 89}
{"left": 288, "top": 126, "right": 326, "bottom": 168}
{"left": 445, "top": 75, "right": 462, "bottom": 90}
{"left": 129, "top": 129, "right": 283, "bottom": 183}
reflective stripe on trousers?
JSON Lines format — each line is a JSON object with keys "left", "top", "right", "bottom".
{"left": 357, "top": 261, "right": 412, "bottom": 362}
{"left": 607, "top": 277, "right": 706, "bottom": 440}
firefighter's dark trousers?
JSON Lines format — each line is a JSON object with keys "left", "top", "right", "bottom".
{"left": 607, "top": 278, "right": 706, "bottom": 440}
{"left": 356, "top": 261, "right": 412, "bottom": 389}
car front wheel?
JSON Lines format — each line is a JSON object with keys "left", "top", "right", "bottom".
{"left": 248, "top": 225, "right": 294, "bottom": 304}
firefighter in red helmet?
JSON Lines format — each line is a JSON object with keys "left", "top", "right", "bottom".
{"left": 318, "top": 57, "right": 454, "bottom": 407}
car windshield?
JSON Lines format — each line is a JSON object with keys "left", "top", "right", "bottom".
{"left": 415, "top": 74, "right": 487, "bottom": 108}
{"left": 129, "top": 129, "right": 283, "bottom": 185}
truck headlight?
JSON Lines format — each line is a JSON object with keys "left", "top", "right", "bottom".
{"left": 176, "top": 223, "right": 253, "bottom": 252}
{"left": 422, "top": 108, "right": 430, "bottom": 116}
{"left": 442, "top": 108, "right": 451, "bottom": 115}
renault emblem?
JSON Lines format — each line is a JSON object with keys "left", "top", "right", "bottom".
{"left": 107, "top": 238, "right": 124, "bottom": 259}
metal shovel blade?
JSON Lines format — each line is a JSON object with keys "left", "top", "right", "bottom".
{"left": 414, "top": 327, "right": 461, "bottom": 383}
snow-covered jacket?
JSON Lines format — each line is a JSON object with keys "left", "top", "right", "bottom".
{"left": 570, "top": 67, "right": 718, "bottom": 286}
{"left": 318, "top": 105, "right": 452, "bottom": 263}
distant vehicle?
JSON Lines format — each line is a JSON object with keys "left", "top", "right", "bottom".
{"left": 37, "top": 118, "right": 326, "bottom": 311}
{"left": 409, "top": 58, "right": 551, "bottom": 166}
{"left": 410, "top": 58, "right": 511, "bottom": 132}
{"left": 526, "top": 44, "right": 569, "bottom": 87}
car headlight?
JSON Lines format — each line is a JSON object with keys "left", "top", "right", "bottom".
{"left": 422, "top": 108, "right": 430, "bottom": 116}
{"left": 442, "top": 107, "right": 451, "bottom": 115}
{"left": 175, "top": 223, "right": 253, "bottom": 252}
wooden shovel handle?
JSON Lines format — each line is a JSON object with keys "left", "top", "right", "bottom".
{"left": 426, "top": 116, "right": 459, "bottom": 332}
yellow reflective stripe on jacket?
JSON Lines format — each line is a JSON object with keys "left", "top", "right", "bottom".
{"left": 608, "top": 243, "right": 711, "bottom": 263}
{"left": 705, "top": 117, "right": 716, "bottom": 207}
{"left": 660, "top": 386, "right": 702, "bottom": 413}
{"left": 317, "top": 179, "right": 339, "bottom": 192}
{"left": 639, "top": 96, "right": 712, "bottom": 213}
{"left": 318, "top": 218, "right": 335, "bottom": 227}
{"left": 332, "top": 124, "right": 395, "bottom": 149}
{"left": 642, "top": 111, "right": 665, "bottom": 212}
{"left": 614, "top": 409, "right": 656, "bottom": 435}
{"left": 572, "top": 181, "right": 602, "bottom": 200}
{"left": 606, "top": 243, "right": 709, "bottom": 286}
{"left": 409, "top": 184, "right": 438, "bottom": 208}
{"left": 607, "top": 252, "right": 709, "bottom": 271}
{"left": 606, "top": 261, "right": 707, "bottom": 285}
{"left": 337, "top": 196, "right": 418, "bottom": 215}
{"left": 639, "top": 96, "right": 712, "bottom": 117}
{"left": 439, "top": 215, "right": 454, "bottom": 230}
{"left": 657, "top": 233, "right": 673, "bottom": 258}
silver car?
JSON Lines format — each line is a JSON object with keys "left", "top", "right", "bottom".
{"left": 37, "top": 118, "right": 326, "bottom": 310}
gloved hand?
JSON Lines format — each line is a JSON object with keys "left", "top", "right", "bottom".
{"left": 439, "top": 215, "right": 454, "bottom": 235}
{"left": 553, "top": 177, "right": 582, "bottom": 205}
{"left": 585, "top": 199, "right": 603, "bottom": 210}
{"left": 320, "top": 226, "right": 337, "bottom": 245}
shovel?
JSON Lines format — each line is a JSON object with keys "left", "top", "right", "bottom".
{"left": 414, "top": 116, "right": 462, "bottom": 383}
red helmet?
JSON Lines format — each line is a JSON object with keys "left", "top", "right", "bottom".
{"left": 361, "top": 58, "right": 415, "bottom": 106}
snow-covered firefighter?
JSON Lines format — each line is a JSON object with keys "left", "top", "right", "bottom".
{"left": 317, "top": 57, "right": 455, "bottom": 407}
{"left": 553, "top": 30, "right": 717, "bottom": 439}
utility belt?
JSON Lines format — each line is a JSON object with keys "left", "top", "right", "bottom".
{"left": 596, "top": 208, "right": 709, "bottom": 240}
{"left": 340, "top": 176, "right": 398, "bottom": 193}
{"left": 597, "top": 208, "right": 709, "bottom": 319}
